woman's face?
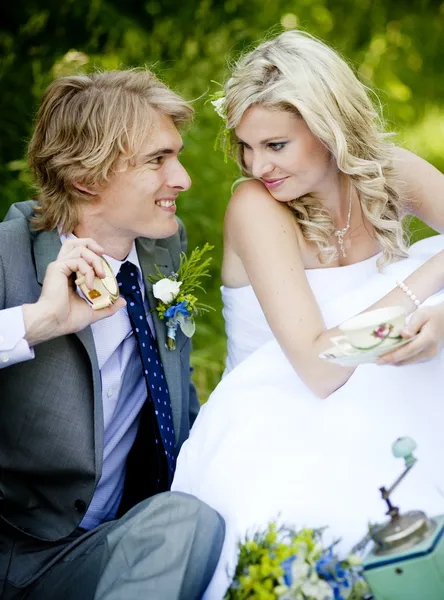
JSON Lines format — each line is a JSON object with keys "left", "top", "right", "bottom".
{"left": 235, "top": 105, "right": 336, "bottom": 202}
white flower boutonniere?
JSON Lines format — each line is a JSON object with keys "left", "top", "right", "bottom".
{"left": 149, "top": 243, "right": 214, "bottom": 350}
{"left": 152, "top": 279, "right": 182, "bottom": 304}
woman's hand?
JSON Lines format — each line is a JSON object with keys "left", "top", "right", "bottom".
{"left": 377, "top": 303, "right": 444, "bottom": 366}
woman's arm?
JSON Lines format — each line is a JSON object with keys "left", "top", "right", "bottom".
{"left": 369, "top": 148, "right": 444, "bottom": 365}
{"left": 364, "top": 249, "right": 444, "bottom": 314}
{"left": 225, "top": 180, "right": 357, "bottom": 398}
{"left": 226, "top": 180, "right": 444, "bottom": 398}
{"left": 394, "top": 146, "right": 444, "bottom": 231}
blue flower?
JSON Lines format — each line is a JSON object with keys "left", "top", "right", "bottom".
{"left": 316, "top": 551, "right": 347, "bottom": 582}
{"left": 164, "top": 300, "right": 191, "bottom": 320}
{"left": 331, "top": 582, "right": 344, "bottom": 600}
{"left": 281, "top": 555, "right": 296, "bottom": 587}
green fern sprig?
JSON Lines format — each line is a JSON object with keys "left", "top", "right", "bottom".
{"left": 194, "top": 301, "right": 214, "bottom": 314}
{"left": 148, "top": 263, "right": 168, "bottom": 284}
{"left": 147, "top": 243, "right": 215, "bottom": 312}
{"left": 175, "top": 243, "right": 214, "bottom": 296}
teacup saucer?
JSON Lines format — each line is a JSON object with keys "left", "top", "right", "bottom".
{"left": 319, "top": 335, "right": 419, "bottom": 367}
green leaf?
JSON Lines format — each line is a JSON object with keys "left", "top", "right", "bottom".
{"left": 178, "top": 314, "right": 196, "bottom": 337}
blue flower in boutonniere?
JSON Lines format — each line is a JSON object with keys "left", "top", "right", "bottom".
{"left": 148, "top": 243, "right": 214, "bottom": 351}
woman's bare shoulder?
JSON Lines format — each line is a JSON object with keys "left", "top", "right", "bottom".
{"left": 225, "top": 179, "right": 295, "bottom": 232}
{"left": 222, "top": 180, "right": 301, "bottom": 286}
{"left": 229, "top": 178, "right": 284, "bottom": 203}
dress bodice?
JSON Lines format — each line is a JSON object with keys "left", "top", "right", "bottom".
{"left": 221, "top": 252, "right": 381, "bottom": 373}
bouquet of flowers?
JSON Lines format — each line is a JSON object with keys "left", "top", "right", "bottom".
{"left": 148, "top": 243, "right": 214, "bottom": 350}
{"left": 224, "top": 523, "right": 371, "bottom": 600}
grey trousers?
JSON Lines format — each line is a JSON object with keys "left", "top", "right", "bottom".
{"left": 0, "top": 492, "right": 225, "bottom": 600}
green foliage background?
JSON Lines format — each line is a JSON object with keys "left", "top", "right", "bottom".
{"left": 1, "top": 0, "right": 443, "bottom": 400}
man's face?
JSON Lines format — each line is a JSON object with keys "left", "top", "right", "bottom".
{"left": 93, "top": 111, "right": 191, "bottom": 243}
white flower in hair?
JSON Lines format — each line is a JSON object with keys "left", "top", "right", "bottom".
{"left": 211, "top": 96, "right": 226, "bottom": 120}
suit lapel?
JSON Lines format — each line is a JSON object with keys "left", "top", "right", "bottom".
{"left": 33, "top": 229, "right": 104, "bottom": 475}
{"left": 33, "top": 229, "right": 62, "bottom": 286}
{"left": 136, "top": 238, "right": 183, "bottom": 445}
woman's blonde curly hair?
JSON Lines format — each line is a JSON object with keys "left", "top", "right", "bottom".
{"left": 223, "top": 30, "right": 409, "bottom": 267}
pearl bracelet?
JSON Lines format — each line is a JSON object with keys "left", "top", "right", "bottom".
{"left": 396, "top": 280, "right": 421, "bottom": 308}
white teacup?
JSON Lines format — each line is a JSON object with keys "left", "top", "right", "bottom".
{"left": 331, "top": 306, "right": 407, "bottom": 353}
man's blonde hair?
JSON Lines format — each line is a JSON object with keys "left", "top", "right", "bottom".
{"left": 224, "top": 30, "right": 409, "bottom": 268}
{"left": 28, "top": 69, "right": 193, "bottom": 232}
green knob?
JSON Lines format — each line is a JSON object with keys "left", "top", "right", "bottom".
{"left": 392, "top": 436, "right": 417, "bottom": 468}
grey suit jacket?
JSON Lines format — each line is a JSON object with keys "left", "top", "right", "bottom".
{"left": 0, "top": 201, "right": 199, "bottom": 542}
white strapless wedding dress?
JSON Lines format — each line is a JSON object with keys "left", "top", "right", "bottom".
{"left": 172, "top": 235, "right": 444, "bottom": 600}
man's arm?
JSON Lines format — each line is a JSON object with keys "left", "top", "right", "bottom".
{"left": 0, "top": 237, "right": 125, "bottom": 365}
{"left": 0, "top": 250, "right": 34, "bottom": 367}
{"left": 0, "top": 306, "right": 35, "bottom": 367}
{"left": 177, "top": 218, "right": 201, "bottom": 425}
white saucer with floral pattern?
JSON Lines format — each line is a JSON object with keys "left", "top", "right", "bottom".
{"left": 319, "top": 334, "right": 419, "bottom": 367}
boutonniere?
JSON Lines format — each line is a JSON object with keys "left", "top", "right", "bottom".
{"left": 148, "top": 243, "right": 214, "bottom": 350}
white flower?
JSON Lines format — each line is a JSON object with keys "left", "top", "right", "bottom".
{"left": 346, "top": 553, "right": 362, "bottom": 567}
{"left": 307, "top": 542, "right": 324, "bottom": 562}
{"left": 301, "top": 579, "right": 334, "bottom": 600}
{"left": 291, "top": 556, "right": 310, "bottom": 584}
{"left": 211, "top": 97, "right": 226, "bottom": 119}
{"left": 153, "top": 278, "right": 182, "bottom": 303}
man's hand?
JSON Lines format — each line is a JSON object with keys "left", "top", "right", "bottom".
{"left": 377, "top": 303, "right": 444, "bottom": 366}
{"left": 23, "top": 238, "right": 126, "bottom": 347}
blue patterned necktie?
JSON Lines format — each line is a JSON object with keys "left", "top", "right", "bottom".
{"left": 117, "top": 260, "right": 176, "bottom": 477}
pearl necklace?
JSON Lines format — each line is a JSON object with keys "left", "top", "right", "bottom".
{"left": 334, "top": 182, "right": 352, "bottom": 258}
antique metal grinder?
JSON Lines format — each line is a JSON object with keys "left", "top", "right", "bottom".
{"left": 362, "top": 437, "right": 444, "bottom": 600}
